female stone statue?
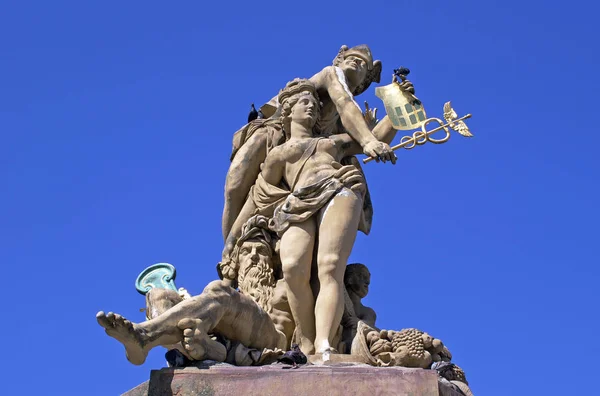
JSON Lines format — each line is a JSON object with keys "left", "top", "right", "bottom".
{"left": 251, "top": 79, "right": 399, "bottom": 354}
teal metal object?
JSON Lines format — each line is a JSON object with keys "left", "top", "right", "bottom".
{"left": 135, "top": 263, "right": 178, "bottom": 295}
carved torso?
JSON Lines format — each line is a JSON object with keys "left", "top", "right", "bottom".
{"left": 280, "top": 137, "right": 342, "bottom": 191}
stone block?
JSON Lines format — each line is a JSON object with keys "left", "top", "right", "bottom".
{"left": 123, "top": 364, "right": 465, "bottom": 396}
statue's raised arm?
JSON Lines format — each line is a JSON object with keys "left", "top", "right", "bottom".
{"left": 222, "top": 45, "right": 413, "bottom": 247}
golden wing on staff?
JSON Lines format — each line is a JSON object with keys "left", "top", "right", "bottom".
{"left": 443, "top": 101, "right": 458, "bottom": 121}
{"left": 443, "top": 101, "right": 473, "bottom": 137}
{"left": 453, "top": 120, "right": 473, "bottom": 137}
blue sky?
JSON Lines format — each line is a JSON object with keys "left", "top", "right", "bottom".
{"left": 1, "top": 1, "right": 598, "bottom": 395}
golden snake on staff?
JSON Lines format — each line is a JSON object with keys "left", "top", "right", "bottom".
{"left": 363, "top": 101, "right": 473, "bottom": 164}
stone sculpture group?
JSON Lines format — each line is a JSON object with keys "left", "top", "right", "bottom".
{"left": 96, "top": 44, "right": 472, "bottom": 395}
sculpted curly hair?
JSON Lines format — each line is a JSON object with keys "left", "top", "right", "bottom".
{"left": 278, "top": 78, "right": 320, "bottom": 138}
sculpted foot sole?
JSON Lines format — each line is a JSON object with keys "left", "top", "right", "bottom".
{"left": 96, "top": 311, "right": 148, "bottom": 365}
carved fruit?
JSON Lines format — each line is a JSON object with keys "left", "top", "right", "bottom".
{"left": 392, "top": 347, "right": 433, "bottom": 368}
{"left": 391, "top": 328, "right": 425, "bottom": 358}
{"left": 421, "top": 333, "right": 433, "bottom": 349}
{"left": 430, "top": 338, "right": 444, "bottom": 354}
{"left": 366, "top": 331, "right": 380, "bottom": 345}
{"left": 440, "top": 345, "right": 452, "bottom": 362}
{"left": 369, "top": 338, "right": 392, "bottom": 355}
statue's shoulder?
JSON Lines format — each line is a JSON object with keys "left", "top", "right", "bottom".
{"left": 265, "top": 141, "right": 289, "bottom": 162}
{"left": 360, "top": 305, "right": 377, "bottom": 324}
{"left": 230, "top": 118, "right": 284, "bottom": 161}
{"left": 312, "top": 65, "right": 337, "bottom": 83}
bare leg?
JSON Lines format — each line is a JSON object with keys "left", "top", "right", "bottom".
{"left": 145, "top": 288, "right": 190, "bottom": 358}
{"left": 97, "top": 280, "right": 283, "bottom": 365}
{"left": 222, "top": 132, "right": 267, "bottom": 241}
{"left": 96, "top": 287, "right": 227, "bottom": 366}
{"left": 145, "top": 288, "right": 182, "bottom": 319}
{"left": 314, "top": 188, "right": 363, "bottom": 353}
{"left": 280, "top": 219, "right": 317, "bottom": 354}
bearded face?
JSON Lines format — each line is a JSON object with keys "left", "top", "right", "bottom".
{"left": 236, "top": 239, "right": 276, "bottom": 313}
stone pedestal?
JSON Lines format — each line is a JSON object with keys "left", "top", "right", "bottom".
{"left": 123, "top": 364, "right": 465, "bottom": 396}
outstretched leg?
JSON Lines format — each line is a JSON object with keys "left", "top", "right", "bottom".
{"left": 314, "top": 187, "right": 363, "bottom": 353}
{"left": 279, "top": 219, "right": 317, "bottom": 354}
{"left": 97, "top": 283, "right": 230, "bottom": 365}
{"left": 97, "top": 280, "right": 283, "bottom": 365}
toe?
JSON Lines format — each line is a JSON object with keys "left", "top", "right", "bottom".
{"left": 177, "top": 318, "right": 196, "bottom": 330}
{"left": 96, "top": 311, "right": 110, "bottom": 327}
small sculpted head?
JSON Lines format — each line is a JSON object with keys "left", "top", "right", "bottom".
{"left": 332, "top": 44, "right": 381, "bottom": 96}
{"left": 290, "top": 92, "right": 319, "bottom": 127}
{"left": 344, "top": 263, "right": 371, "bottom": 299}
{"left": 278, "top": 79, "right": 320, "bottom": 136}
{"left": 237, "top": 238, "right": 274, "bottom": 288}
{"left": 231, "top": 215, "right": 277, "bottom": 312}
{"left": 340, "top": 54, "right": 368, "bottom": 88}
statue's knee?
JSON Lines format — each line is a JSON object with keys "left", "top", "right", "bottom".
{"left": 282, "top": 261, "right": 310, "bottom": 287}
{"left": 317, "top": 253, "right": 342, "bottom": 277}
{"left": 202, "top": 280, "right": 231, "bottom": 296}
{"left": 146, "top": 288, "right": 182, "bottom": 317}
{"left": 147, "top": 288, "right": 179, "bottom": 301}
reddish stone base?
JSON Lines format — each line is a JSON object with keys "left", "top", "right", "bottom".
{"left": 123, "top": 364, "right": 464, "bottom": 396}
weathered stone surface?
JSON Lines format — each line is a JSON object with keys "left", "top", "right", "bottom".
{"left": 306, "top": 353, "right": 367, "bottom": 365}
{"left": 123, "top": 365, "right": 464, "bottom": 396}
{"left": 122, "top": 380, "right": 149, "bottom": 396}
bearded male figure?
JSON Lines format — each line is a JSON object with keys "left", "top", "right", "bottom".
{"left": 222, "top": 44, "right": 415, "bottom": 245}
{"left": 96, "top": 215, "right": 293, "bottom": 365}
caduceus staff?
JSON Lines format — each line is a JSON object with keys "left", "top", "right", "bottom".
{"left": 363, "top": 68, "right": 474, "bottom": 164}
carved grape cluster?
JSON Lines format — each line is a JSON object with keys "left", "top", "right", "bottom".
{"left": 391, "top": 328, "right": 426, "bottom": 359}
{"left": 358, "top": 323, "right": 454, "bottom": 369}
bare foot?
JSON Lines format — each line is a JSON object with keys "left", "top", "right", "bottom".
{"left": 298, "top": 338, "right": 315, "bottom": 355}
{"left": 177, "top": 318, "right": 208, "bottom": 360}
{"left": 316, "top": 339, "right": 337, "bottom": 355}
{"left": 177, "top": 318, "right": 227, "bottom": 362}
{"left": 317, "top": 345, "right": 338, "bottom": 362}
{"left": 96, "top": 311, "right": 148, "bottom": 365}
